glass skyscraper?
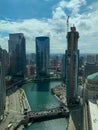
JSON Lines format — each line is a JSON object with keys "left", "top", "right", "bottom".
{"left": 8, "top": 33, "right": 26, "bottom": 78}
{"left": 36, "top": 36, "right": 50, "bottom": 78}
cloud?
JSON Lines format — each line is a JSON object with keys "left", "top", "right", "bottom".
{"left": 0, "top": 0, "right": 98, "bottom": 54}
{"left": 0, "top": 35, "right": 8, "bottom": 51}
{"left": 0, "top": 17, "right": 67, "bottom": 53}
{"left": 53, "top": 0, "right": 86, "bottom": 17}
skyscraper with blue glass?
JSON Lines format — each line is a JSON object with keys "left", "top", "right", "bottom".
{"left": 36, "top": 36, "right": 50, "bottom": 78}
{"left": 66, "top": 27, "right": 79, "bottom": 104}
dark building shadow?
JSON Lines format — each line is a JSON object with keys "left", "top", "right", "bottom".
{"left": 68, "top": 106, "right": 83, "bottom": 130}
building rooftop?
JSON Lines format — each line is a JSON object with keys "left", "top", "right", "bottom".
{"left": 87, "top": 72, "right": 98, "bottom": 81}
{"left": 88, "top": 99, "right": 98, "bottom": 130}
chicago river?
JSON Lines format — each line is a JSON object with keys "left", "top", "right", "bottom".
{"left": 22, "top": 81, "right": 68, "bottom": 130}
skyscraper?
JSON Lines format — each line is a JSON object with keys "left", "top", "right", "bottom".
{"left": 61, "top": 54, "right": 66, "bottom": 81}
{"left": 87, "top": 55, "right": 96, "bottom": 64}
{"left": 8, "top": 33, "right": 26, "bottom": 78}
{"left": 96, "top": 54, "right": 98, "bottom": 64}
{"left": 0, "top": 47, "right": 6, "bottom": 120}
{"left": 36, "top": 36, "right": 50, "bottom": 78}
{"left": 66, "top": 27, "right": 79, "bottom": 104}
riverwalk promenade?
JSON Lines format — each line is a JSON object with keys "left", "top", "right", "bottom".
{"left": 51, "top": 85, "right": 67, "bottom": 106}
{"left": 0, "top": 88, "right": 31, "bottom": 130}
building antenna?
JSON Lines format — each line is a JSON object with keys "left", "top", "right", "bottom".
{"left": 67, "top": 16, "right": 70, "bottom": 33}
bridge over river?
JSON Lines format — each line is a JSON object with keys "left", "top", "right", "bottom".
{"left": 14, "top": 106, "right": 69, "bottom": 130}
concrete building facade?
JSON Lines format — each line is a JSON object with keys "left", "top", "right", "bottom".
{"left": 96, "top": 54, "right": 98, "bottom": 64}
{"left": 26, "top": 65, "right": 35, "bottom": 78}
{"left": 0, "top": 47, "right": 6, "bottom": 120}
{"left": 88, "top": 99, "right": 98, "bottom": 130}
{"left": 85, "top": 72, "right": 98, "bottom": 100}
{"left": 84, "top": 63, "right": 98, "bottom": 77}
{"left": 66, "top": 27, "right": 79, "bottom": 104}
{"left": 87, "top": 55, "right": 96, "bottom": 64}
{"left": 61, "top": 54, "right": 66, "bottom": 80}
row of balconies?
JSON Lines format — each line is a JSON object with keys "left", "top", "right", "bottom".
{"left": 86, "top": 83, "right": 98, "bottom": 91}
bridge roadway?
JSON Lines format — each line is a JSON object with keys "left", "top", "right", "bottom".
{"left": 6, "top": 77, "right": 61, "bottom": 90}
{"left": 6, "top": 79, "right": 25, "bottom": 90}
{"left": 14, "top": 106, "right": 69, "bottom": 130}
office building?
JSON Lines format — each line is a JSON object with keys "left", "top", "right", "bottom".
{"left": 87, "top": 55, "right": 96, "bottom": 64}
{"left": 36, "top": 36, "right": 50, "bottom": 78}
{"left": 66, "top": 26, "right": 79, "bottom": 104}
{"left": 85, "top": 73, "right": 98, "bottom": 130}
{"left": 88, "top": 99, "right": 98, "bottom": 130}
{"left": 26, "top": 65, "right": 35, "bottom": 78}
{"left": 8, "top": 33, "right": 26, "bottom": 78}
{"left": 96, "top": 54, "right": 98, "bottom": 64}
{"left": 0, "top": 47, "right": 6, "bottom": 120}
{"left": 26, "top": 53, "right": 36, "bottom": 65}
{"left": 61, "top": 54, "right": 66, "bottom": 80}
{"left": 79, "top": 56, "right": 84, "bottom": 67}
{"left": 2, "top": 49, "right": 9, "bottom": 76}
{"left": 85, "top": 72, "right": 98, "bottom": 100}
{"left": 84, "top": 63, "right": 98, "bottom": 77}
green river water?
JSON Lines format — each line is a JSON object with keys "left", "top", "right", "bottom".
{"left": 22, "top": 81, "right": 68, "bottom": 130}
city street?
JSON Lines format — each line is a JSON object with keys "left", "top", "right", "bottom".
{"left": 0, "top": 89, "right": 25, "bottom": 130}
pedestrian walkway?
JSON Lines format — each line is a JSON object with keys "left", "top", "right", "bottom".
{"left": 0, "top": 88, "right": 31, "bottom": 130}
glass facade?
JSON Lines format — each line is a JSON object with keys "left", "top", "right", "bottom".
{"left": 8, "top": 33, "right": 26, "bottom": 78}
{"left": 36, "top": 36, "right": 50, "bottom": 78}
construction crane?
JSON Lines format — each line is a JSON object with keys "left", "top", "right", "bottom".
{"left": 67, "top": 16, "right": 70, "bottom": 33}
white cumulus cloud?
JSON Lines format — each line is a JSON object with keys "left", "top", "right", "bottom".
{"left": 0, "top": 0, "right": 98, "bottom": 54}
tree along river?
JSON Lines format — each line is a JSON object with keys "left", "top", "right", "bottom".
{"left": 22, "top": 81, "right": 68, "bottom": 130}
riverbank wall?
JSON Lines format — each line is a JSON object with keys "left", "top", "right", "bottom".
{"left": 18, "top": 88, "right": 31, "bottom": 114}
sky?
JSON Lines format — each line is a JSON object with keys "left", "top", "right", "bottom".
{"left": 0, "top": 0, "right": 98, "bottom": 54}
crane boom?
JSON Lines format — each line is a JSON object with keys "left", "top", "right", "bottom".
{"left": 67, "top": 16, "right": 69, "bottom": 32}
